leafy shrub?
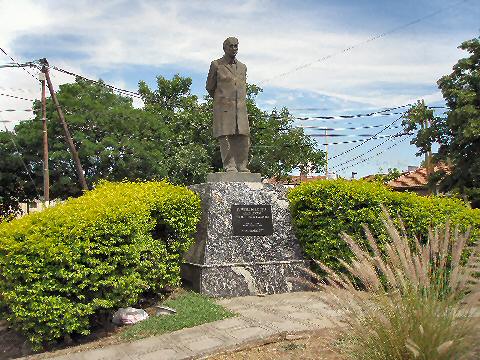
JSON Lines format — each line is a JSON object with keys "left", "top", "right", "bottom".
{"left": 0, "top": 180, "right": 201, "bottom": 348}
{"left": 302, "top": 212, "right": 479, "bottom": 359}
{"left": 288, "top": 179, "right": 480, "bottom": 271}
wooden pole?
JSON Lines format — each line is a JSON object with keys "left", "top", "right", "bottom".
{"left": 40, "top": 59, "right": 88, "bottom": 191}
{"left": 325, "top": 129, "right": 328, "bottom": 176}
{"left": 39, "top": 68, "right": 50, "bottom": 201}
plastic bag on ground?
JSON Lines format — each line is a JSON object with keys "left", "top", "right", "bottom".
{"left": 112, "top": 307, "right": 149, "bottom": 325}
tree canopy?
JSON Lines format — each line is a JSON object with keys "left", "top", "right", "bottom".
{"left": 403, "top": 37, "right": 480, "bottom": 206}
{"left": 0, "top": 75, "right": 325, "bottom": 218}
{"left": 0, "top": 131, "right": 34, "bottom": 220}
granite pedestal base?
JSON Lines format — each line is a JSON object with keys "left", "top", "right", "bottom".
{"left": 181, "top": 179, "right": 308, "bottom": 297}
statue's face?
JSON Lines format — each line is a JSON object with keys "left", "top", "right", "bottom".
{"left": 224, "top": 40, "right": 238, "bottom": 58}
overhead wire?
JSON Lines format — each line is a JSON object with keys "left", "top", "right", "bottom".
{"left": 0, "top": 92, "right": 36, "bottom": 102}
{"left": 302, "top": 123, "right": 404, "bottom": 131}
{"left": 334, "top": 135, "right": 413, "bottom": 173}
{"left": 2, "top": 124, "right": 40, "bottom": 198}
{"left": 51, "top": 66, "right": 143, "bottom": 99}
{"left": 259, "top": 0, "right": 469, "bottom": 84}
{"left": 0, "top": 108, "right": 33, "bottom": 113}
{"left": 0, "top": 47, "right": 38, "bottom": 81}
{"left": 330, "top": 130, "right": 409, "bottom": 171}
{"left": 328, "top": 113, "right": 405, "bottom": 161}
{"left": 0, "top": 86, "right": 38, "bottom": 94}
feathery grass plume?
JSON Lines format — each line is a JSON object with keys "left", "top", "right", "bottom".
{"left": 306, "top": 210, "right": 480, "bottom": 360}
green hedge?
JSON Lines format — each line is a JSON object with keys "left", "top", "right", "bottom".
{"left": 288, "top": 179, "right": 480, "bottom": 271}
{"left": 0, "top": 180, "right": 201, "bottom": 348}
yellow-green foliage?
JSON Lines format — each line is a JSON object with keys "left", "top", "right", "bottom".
{"left": 0, "top": 180, "right": 201, "bottom": 348}
{"left": 288, "top": 179, "right": 480, "bottom": 271}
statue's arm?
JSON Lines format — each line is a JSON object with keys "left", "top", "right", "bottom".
{"left": 206, "top": 61, "right": 217, "bottom": 98}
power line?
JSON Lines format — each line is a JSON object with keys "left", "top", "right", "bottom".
{"left": 51, "top": 66, "right": 143, "bottom": 99}
{"left": 317, "top": 133, "right": 406, "bottom": 146}
{"left": 0, "top": 47, "right": 38, "bottom": 81}
{"left": 293, "top": 103, "right": 414, "bottom": 120}
{"left": 2, "top": 124, "right": 40, "bottom": 198}
{"left": 0, "top": 109, "right": 33, "bottom": 113}
{"left": 330, "top": 130, "right": 408, "bottom": 170}
{"left": 0, "top": 92, "right": 36, "bottom": 102}
{"left": 295, "top": 111, "right": 405, "bottom": 121}
{"left": 311, "top": 132, "right": 401, "bottom": 138}
{"left": 0, "top": 86, "right": 38, "bottom": 95}
{"left": 0, "top": 119, "right": 35, "bottom": 124}
{"left": 334, "top": 135, "right": 413, "bottom": 173}
{"left": 259, "top": 0, "right": 469, "bottom": 84}
{"left": 302, "top": 123, "right": 404, "bottom": 131}
{"left": 329, "top": 113, "right": 405, "bottom": 161}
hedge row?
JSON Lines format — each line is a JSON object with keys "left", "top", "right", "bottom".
{"left": 0, "top": 181, "right": 201, "bottom": 348}
{"left": 288, "top": 179, "right": 480, "bottom": 271}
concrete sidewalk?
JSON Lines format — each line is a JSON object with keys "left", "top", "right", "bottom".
{"left": 26, "top": 292, "right": 338, "bottom": 360}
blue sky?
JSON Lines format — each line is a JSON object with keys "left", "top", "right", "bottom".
{"left": 0, "top": 0, "right": 478, "bottom": 178}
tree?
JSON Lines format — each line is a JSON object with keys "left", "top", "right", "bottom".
{"left": 138, "top": 75, "right": 216, "bottom": 184}
{"left": 3, "top": 75, "right": 324, "bottom": 205}
{"left": 139, "top": 77, "right": 325, "bottom": 181}
{"left": 13, "top": 77, "right": 171, "bottom": 199}
{"left": 403, "top": 37, "right": 480, "bottom": 207}
{"left": 0, "top": 131, "right": 35, "bottom": 220}
{"left": 372, "top": 168, "right": 402, "bottom": 183}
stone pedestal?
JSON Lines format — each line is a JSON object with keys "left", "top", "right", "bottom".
{"left": 181, "top": 175, "right": 308, "bottom": 297}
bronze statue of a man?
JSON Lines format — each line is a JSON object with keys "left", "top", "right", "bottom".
{"left": 206, "top": 37, "right": 250, "bottom": 172}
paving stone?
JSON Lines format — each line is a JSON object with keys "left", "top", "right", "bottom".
{"left": 228, "top": 326, "right": 275, "bottom": 341}
{"left": 237, "top": 308, "right": 288, "bottom": 324}
{"left": 185, "top": 336, "right": 225, "bottom": 352}
{"left": 30, "top": 292, "right": 341, "bottom": 360}
{"left": 266, "top": 320, "right": 311, "bottom": 332}
{"left": 280, "top": 311, "right": 317, "bottom": 321}
{"left": 269, "top": 304, "right": 306, "bottom": 313}
{"left": 209, "top": 317, "right": 252, "bottom": 330}
{"left": 51, "top": 345, "right": 132, "bottom": 360}
{"left": 130, "top": 348, "right": 180, "bottom": 360}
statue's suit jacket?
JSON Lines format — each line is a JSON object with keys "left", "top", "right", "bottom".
{"left": 206, "top": 55, "right": 249, "bottom": 138}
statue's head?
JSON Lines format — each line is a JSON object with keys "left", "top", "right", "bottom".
{"left": 223, "top": 37, "right": 238, "bottom": 58}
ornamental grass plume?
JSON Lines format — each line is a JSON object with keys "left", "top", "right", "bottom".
{"left": 305, "top": 210, "right": 480, "bottom": 360}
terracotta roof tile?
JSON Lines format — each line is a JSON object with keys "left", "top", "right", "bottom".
{"left": 387, "top": 164, "right": 451, "bottom": 189}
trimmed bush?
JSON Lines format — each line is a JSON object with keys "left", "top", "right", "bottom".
{"left": 0, "top": 180, "right": 201, "bottom": 348}
{"left": 288, "top": 179, "right": 480, "bottom": 271}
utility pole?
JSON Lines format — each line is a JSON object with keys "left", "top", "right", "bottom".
{"left": 39, "top": 58, "right": 88, "bottom": 191}
{"left": 423, "top": 118, "right": 433, "bottom": 178}
{"left": 39, "top": 68, "right": 50, "bottom": 202}
{"left": 324, "top": 128, "right": 329, "bottom": 176}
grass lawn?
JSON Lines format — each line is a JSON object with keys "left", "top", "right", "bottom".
{"left": 120, "top": 290, "right": 236, "bottom": 340}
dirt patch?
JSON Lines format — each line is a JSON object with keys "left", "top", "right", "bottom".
{"left": 0, "top": 320, "right": 28, "bottom": 360}
{"left": 0, "top": 289, "right": 174, "bottom": 359}
{"left": 207, "top": 329, "right": 345, "bottom": 360}
{"left": 0, "top": 318, "right": 125, "bottom": 360}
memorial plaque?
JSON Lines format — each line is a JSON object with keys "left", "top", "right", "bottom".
{"left": 231, "top": 205, "right": 273, "bottom": 236}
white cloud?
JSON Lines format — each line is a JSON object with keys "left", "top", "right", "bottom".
{"left": 0, "top": 0, "right": 477, "bottom": 126}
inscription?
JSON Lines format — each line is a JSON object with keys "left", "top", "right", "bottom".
{"left": 231, "top": 205, "right": 273, "bottom": 236}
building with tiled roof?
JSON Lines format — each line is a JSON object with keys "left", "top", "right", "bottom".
{"left": 387, "top": 164, "right": 451, "bottom": 195}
